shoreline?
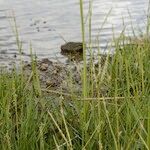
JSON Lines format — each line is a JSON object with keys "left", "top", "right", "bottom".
{"left": 0, "top": 52, "right": 112, "bottom": 98}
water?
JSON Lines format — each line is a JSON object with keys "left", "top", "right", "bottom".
{"left": 0, "top": 0, "right": 149, "bottom": 66}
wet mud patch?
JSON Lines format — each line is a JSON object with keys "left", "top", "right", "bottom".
{"left": 23, "top": 58, "right": 83, "bottom": 95}
{"left": 0, "top": 51, "right": 112, "bottom": 98}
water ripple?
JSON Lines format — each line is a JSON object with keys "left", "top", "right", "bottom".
{"left": 0, "top": 0, "right": 148, "bottom": 63}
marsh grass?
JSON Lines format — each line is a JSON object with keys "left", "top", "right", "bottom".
{"left": 0, "top": 2, "right": 150, "bottom": 150}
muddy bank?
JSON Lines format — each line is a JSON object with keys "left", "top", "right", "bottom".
{"left": 21, "top": 54, "right": 112, "bottom": 96}
{"left": 0, "top": 49, "right": 112, "bottom": 97}
{"left": 23, "top": 58, "right": 83, "bottom": 94}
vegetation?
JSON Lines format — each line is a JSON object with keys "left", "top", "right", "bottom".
{"left": 0, "top": 1, "right": 150, "bottom": 150}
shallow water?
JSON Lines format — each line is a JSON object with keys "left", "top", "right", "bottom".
{"left": 0, "top": 0, "right": 148, "bottom": 66}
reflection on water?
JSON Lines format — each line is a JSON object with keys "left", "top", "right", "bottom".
{"left": 0, "top": 0, "right": 148, "bottom": 64}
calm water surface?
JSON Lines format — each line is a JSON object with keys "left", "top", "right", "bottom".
{"left": 0, "top": 0, "right": 148, "bottom": 65}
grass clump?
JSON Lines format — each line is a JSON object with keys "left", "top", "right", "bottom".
{"left": 0, "top": 33, "right": 149, "bottom": 149}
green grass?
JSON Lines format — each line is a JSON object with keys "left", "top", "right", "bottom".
{"left": 0, "top": 2, "right": 150, "bottom": 150}
{"left": 0, "top": 34, "right": 149, "bottom": 149}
